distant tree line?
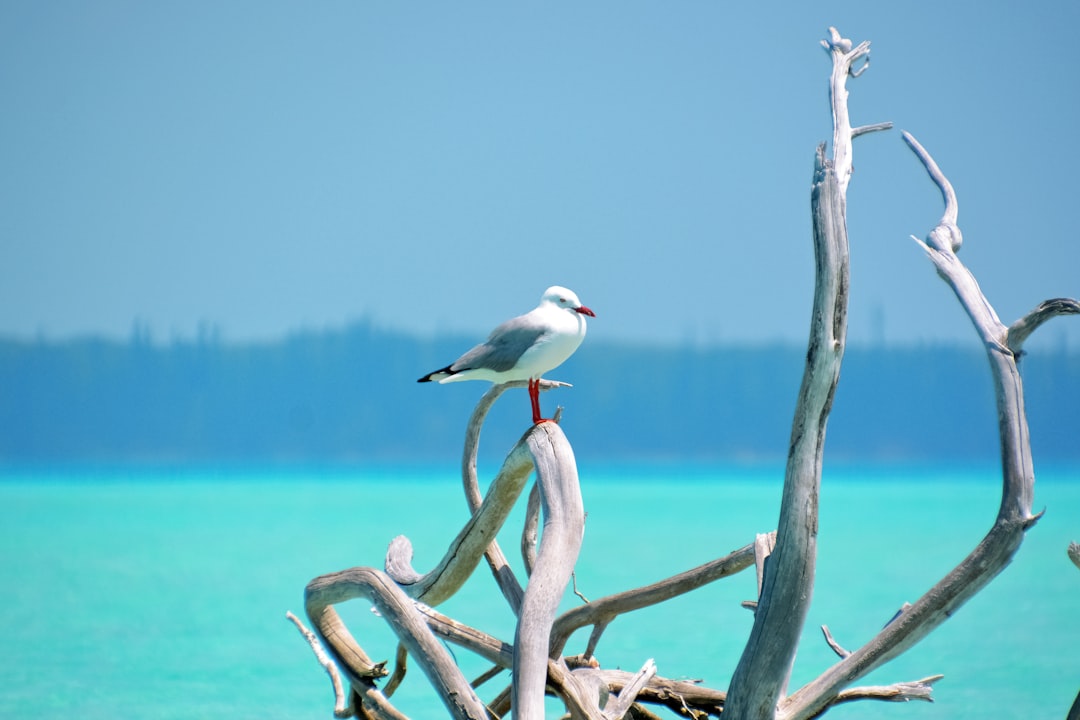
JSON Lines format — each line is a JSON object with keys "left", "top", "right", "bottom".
{"left": 1, "top": 320, "right": 1076, "bottom": 466}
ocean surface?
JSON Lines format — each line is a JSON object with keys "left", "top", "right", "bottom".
{"left": 1, "top": 461, "right": 1077, "bottom": 719}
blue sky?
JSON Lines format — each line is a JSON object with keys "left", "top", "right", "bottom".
{"left": 2, "top": 2, "right": 1078, "bottom": 349}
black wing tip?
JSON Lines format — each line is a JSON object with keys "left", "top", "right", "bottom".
{"left": 418, "top": 365, "right": 454, "bottom": 383}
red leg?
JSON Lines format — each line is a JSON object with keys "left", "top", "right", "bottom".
{"left": 529, "top": 378, "right": 544, "bottom": 424}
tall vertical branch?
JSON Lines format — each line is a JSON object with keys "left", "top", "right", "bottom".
{"left": 724, "top": 28, "right": 882, "bottom": 719}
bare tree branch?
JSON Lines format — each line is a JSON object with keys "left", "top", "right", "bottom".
{"left": 512, "top": 422, "right": 586, "bottom": 720}
{"left": 383, "top": 642, "right": 409, "bottom": 698}
{"left": 286, "top": 611, "right": 353, "bottom": 718}
{"left": 305, "top": 566, "right": 488, "bottom": 719}
{"left": 521, "top": 482, "right": 541, "bottom": 576}
{"left": 831, "top": 674, "right": 944, "bottom": 707}
{"left": 384, "top": 438, "right": 534, "bottom": 606}
{"left": 1007, "top": 298, "right": 1080, "bottom": 355}
{"left": 549, "top": 541, "right": 755, "bottom": 657}
{"left": 725, "top": 27, "right": 874, "bottom": 718}
{"left": 820, "top": 625, "right": 850, "bottom": 659}
{"left": 776, "top": 131, "right": 1045, "bottom": 720}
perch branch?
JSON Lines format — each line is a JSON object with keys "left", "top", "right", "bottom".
{"left": 521, "top": 482, "right": 541, "bottom": 576}
{"left": 463, "top": 383, "right": 524, "bottom": 613}
{"left": 457, "top": 379, "right": 570, "bottom": 614}
{"left": 512, "top": 421, "right": 586, "bottom": 720}
{"left": 286, "top": 611, "right": 353, "bottom": 718}
{"left": 776, "top": 133, "right": 1045, "bottom": 720}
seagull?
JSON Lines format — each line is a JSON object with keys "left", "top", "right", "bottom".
{"left": 418, "top": 286, "right": 596, "bottom": 424}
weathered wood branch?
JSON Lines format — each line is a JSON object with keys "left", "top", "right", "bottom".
{"left": 521, "top": 482, "right": 541, "bottom": 576}
{"left": 384, "top": 437, "right": 534, "bottom": 606}
{"left": 462, "top": 382, "right": 525, "bottom": 613}
{"left": 457, "top": 379, "right": 571, "bottom": 614}
{"left": 725, "top": 26, "right": 876, "bottom": 717}
{"left": 1007, "top": 298, "right": 1080, "bottom": 355}
{"left": 598, "top": 659, "right": 658, "bottom": 720}
{"left": 305, "top": 566, "right": 488, "bottom": 719}
{"left": 512, "top": 421, "right": 586, "bottom": 720}
{"left": 422, "top": 599, "right": 721, "bottom": 718}
{"left": 549, "top": 541, "right": 756, "bottom": 657}
{"left": 286, "top": 611, "right": 353, "bottom": 718}
{"left": 774, "top": 131, "right": 1051, "bottom": 720}
{"left": 831, "top": 674, "right": 943, "bottom": 706}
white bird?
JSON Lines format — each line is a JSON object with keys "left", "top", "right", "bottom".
{"left": 418, "top": 285, "right": 596, "bottom": 424}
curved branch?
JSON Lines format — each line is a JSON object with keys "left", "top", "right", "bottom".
{"left": 459, "top": 379, "right": 569, "bottom": 614}
{"left": 1007, "top": 298, "right": 1080, "bottom": 355}
{"left": 286, "top": 611, "right": 353, "bottom": 718}
{"left": 305, "top": 566, "right": 488, "bottom": 720}
{"left": 901, "top": 131, "right": 958, "bottom": 229}
{"left": 384, "top": 437, "right": 534, "bottom": 606}
{"left": 461, "top": 383, "right": 526, "bottom": 614}
{"left": 903, "top": 132, "right": 1008, "bottom": 353}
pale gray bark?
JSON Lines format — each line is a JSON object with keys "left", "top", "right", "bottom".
{"left": 774, "top": 129, "right": 1064, "bottom": 720}
{"left": 724, "top": 27, "right": 877, "bottom": 719}
{"left": 511, "top": 422, "right": 585, "bottom": 720}
{"left": 305, "top": 566, "right": 488, "bottom": 720}
{"left": 384, "top": 437, "right": 534, "bottom": 606}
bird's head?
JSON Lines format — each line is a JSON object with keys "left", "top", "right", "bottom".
{"left": 543, "top": 286, "right": 595, "bottom": 317}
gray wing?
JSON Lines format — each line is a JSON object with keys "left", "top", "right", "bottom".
{"left": 451, "top": 315, "right": 550, "bottom": 373}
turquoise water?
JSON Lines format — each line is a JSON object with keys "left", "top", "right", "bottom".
{"left": 1, "top": 463, "right": 1077, "bottom": 719}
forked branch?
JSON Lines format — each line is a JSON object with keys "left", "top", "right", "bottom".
{"left": 775, "top": 132, "right": 1053, "bottom": 720}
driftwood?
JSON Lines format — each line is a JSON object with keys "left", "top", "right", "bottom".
{"left": 288, "top": 26, "right": 1076, "bottom": 720}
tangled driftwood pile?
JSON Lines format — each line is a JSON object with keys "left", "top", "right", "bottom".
{"left": 289, "top": 28, "right": 1079, "bottom": 720}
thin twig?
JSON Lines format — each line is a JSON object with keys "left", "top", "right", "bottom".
{"left": 851, "top": 121, "right": 893, "bottom": 138}
{"left": 820, "top": 625, "right": 851, "bottom": 659}
{"left": 382, "top": 642, "right": 408, "bottom": 698}
{"left": 471, "top": 664, "right": 505, "bottom": 689}
{"left": 571, "top": 571, "right": 590, "bottom": 603}
{"left": 286, "top": 611, "right": 352, "bottom": 718}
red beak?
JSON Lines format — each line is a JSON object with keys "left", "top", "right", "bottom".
{"left": 575, "top": 305, "right": 596, "bottom": 317}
